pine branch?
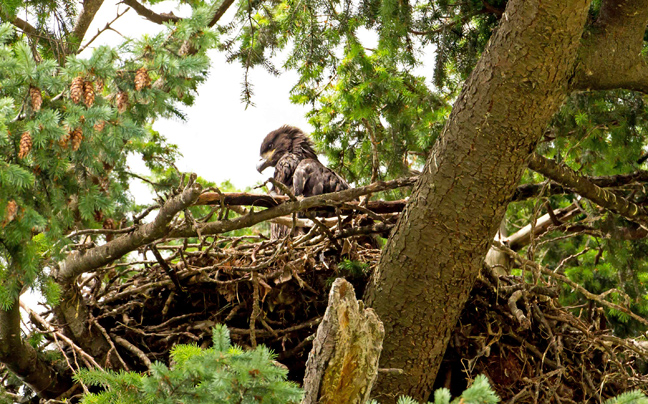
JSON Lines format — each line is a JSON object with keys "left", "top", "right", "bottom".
{"left": 513, "top": 168, "right": 648, "bottom": 201}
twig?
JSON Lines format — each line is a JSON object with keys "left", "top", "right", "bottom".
{"left": 150, "top": 245, "right": 184, "bottom": 293}
{"left": 494, "top": 240, "right": 648, "bottom": 328}
{"left": 112, "top": 334, "right": 152, "bottom": 368}
{"left": 77, "top": 8, "right": 129, "bottom": 53}
{"left": 249, "top": 272, "right": 261, "bottom": 348}
{"left": 20, "top": 301, "right": 104, "bottom": 370}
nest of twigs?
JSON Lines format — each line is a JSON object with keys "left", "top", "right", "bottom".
{"left": 71, "top": 230, "right": 648, "bottom": 403}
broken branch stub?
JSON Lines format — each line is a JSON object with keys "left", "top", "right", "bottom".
{"left": 302, "top": 278, "right": 385, "bottom": 404}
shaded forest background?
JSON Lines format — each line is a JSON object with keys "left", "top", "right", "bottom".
{"left": 3, "top": 0, "right": 648, "bottom": 402}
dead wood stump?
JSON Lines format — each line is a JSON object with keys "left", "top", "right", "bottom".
{"left": 302, "top": 278, "right": 384, "bottom": 404}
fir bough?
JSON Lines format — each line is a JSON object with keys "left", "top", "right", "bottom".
{"left": 75, "top": 325, "right": 303, "bottom": 404}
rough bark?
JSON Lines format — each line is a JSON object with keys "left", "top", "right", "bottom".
{"left": 572, "top": 0, "right": 648, "bottom": 92}
{"left": 364, "top": 0, "right": 592, "bottom": 401}
{"left": 70, "top": 0, "right": 105, "bottom": 48}
{"left": 302, "top": 278, "right": 384, "bottom": 404}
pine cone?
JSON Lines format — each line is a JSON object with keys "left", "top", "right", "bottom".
{"left": 2, "top": 200, "right": 18, "bottom": 227}
{"left": 117, "top": 91, "right": 129, "bottom": 113}
{"left": 71, "top": 127, "right": 83, "bottom": 151}
{"left": 95, "top": 78, "right": 104, "bottom": 93}
{"left": 18, "top": 131, "right": 32, "bottom": 159}
{"left": 134, "top": 67, "right": 151, "bottom": 91}
{"left": 103, "top": 217, "right": 116, "bottom": 242}
{"left": 58, "top": 132, "right": 70, "bottom": 148}
{"left": 30, "top": 86, "right": 42, "bottom": 112}
{"left": 70, "top": 76, "right": 84, "bottom": 104}
{"left": 93, "top": 120, "right": 105, "bottom": 132}
{"left": 83, "top": 81, "right": 95, "bottom": 107}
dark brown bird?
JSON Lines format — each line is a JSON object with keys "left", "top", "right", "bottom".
{"left": 257, "top": 125, "right": 349, "bottom": 238}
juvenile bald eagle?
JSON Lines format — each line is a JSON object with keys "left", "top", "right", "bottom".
{"left": 257, "top": 125, "right": 349, "bottom": 238}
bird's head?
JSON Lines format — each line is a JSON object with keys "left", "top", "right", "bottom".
{"left": 256, "top": 125, "right": 317, "bottom": 173}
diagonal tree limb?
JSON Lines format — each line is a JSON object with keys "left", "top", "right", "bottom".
{"left": 56, "top": 181, "right": 202, "bottom": 287}
{"left": 120, "top": 0, "right": 182, "bottom": 24}
{"left": 70, "top": 0, "right": 105, "bottom": 52}
{"left": 208, "top": 0, "right": 236, "bottom": 27}
{"left": 528, "top": 153, "right": 648, "bottom": 223}
{"left": 52, "top": 181, "right": 201, "bottom": 375}
{"left": 512, "top": 170, "right": 648, "bottom": 201}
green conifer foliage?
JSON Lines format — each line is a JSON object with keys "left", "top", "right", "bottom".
{"left": 0, "top": 0, "right": 220, "bottom": 310}
{"left": 76, "top": 325, "right": 303, "bottom": 404}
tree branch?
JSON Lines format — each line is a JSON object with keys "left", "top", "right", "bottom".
{"left": 56, "top": 182, "right": 202, "bottom": 287}
{"left": 8, "top": 16, "right": 39, "bottom": 37}
{"left": 528, "top": 153, "right": 648, "bottom": 223}
{"left": 195, "top": 192, "right": 411, "bottom": 213}
{"left": 208, "top": 0, "right": 236, "bottom": 27}
{"left": 170, "top": 177, "right": 417, "bottom": 238}
{"left": 572, "top": 0, "right": 648, "bottom": 93}
{"left": 120, "top": 0, "right": 182, "bottom": 25}
{"left": 0, "top": 300, "right": 73, "bottom": 398}
{"left": 70, "top": 0, "right": 105, "bottom": 52}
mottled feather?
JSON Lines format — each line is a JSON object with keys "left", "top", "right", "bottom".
{"left": 257, "top": 125, "right": 349, "bottom": 239}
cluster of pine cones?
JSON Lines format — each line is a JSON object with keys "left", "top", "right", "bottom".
{"left": 18, "top": 67, "right": 151, "bottom": 159}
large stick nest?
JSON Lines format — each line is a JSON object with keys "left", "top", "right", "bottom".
{"left": 53, "top": 231, "right": 648, "bottom": 403}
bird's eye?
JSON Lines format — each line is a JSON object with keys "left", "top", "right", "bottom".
{"left": 268, "top": 143, "right": 273, "bottom": 149}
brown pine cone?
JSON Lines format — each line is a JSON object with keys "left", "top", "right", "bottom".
{"left": 71, "top": 127, "right": 83, "bottom": 151}
{"left": 70, "top": 76, "right": 84, "bottom": 104}
{"left": 93, "top": 120, "right": 106, "bottom": 132}
{"left": 103, "top": 217, "right": 116, "bottom": 241}
{"left": 18, "top": 131, "right": 32, "bottom": 159}
{"left": 83, "top": 81, "right": 95, "bottom": 107}
{"left": 134, "top": 67, "right": 151, "bottom": 91}
{"left": 58, "top": 132, "right": 70, "bottom": 148}
{"left": 95, "top": 78, "right": 104, "bottom": 93}
{"left": 30, "top": 86, "right": 42, "bottom": 112}
{"left": 117, "top": 91, "right": 129, "bottom": 113}
{"left": 2, "top": 200, "right": 18, "bottom": 227}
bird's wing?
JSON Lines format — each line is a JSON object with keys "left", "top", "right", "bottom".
{"left": 293, "top": 159, "right": 349, "bottom": 197}
{"left": 273, "top": 153, "right": 301, "bottom": 193}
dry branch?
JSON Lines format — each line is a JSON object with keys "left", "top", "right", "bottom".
{"left": 120, "top": 0, "right": 182, "bottom": 24}
{"left": 171, "top": 177, "right": 417, "bottom": 238}
{"left": 57, "top": 181, "right": 202, "bottom": 286}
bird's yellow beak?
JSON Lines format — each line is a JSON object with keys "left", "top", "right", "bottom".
{"left": 256, "top": 150, "right": 275, "bottom": 173}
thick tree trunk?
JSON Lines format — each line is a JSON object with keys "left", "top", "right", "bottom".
{"left": 364, "top": 0, "right": 591, "bottom": 402}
